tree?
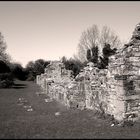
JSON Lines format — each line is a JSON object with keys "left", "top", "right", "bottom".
{"left": 98, "top": 43, "right": 117, "bottom": 69}
{"left": 61, "top": 56, "right": 84, "bottom": 77}
{"left": 102, "top": 43, "right": 117, "bottom": 57}
{"left": 25, "top": 59, "right": 50, "bottom": 81}
{"left": 34, "top": 59, "right": 45, "bottom": 75}
{"left": 26, "top": 61, "right": 35, "bottom": 72}
{"left": 10, "top": 62, "right": 27, "bottom": 80}
{"left": 0, "top": 32, "right": 11, "bottom": 63}
{"left": 86, "top": 49, "right": 92, "bottom": 61}
{"left": 76, "top": 25, "right": 121, "bottom": 63}
{"left": 0, "top": 60, "right": 11, "bottom": 73}
{"left": 34, "top": 59, "right": 50, "bottom": 75}
{"left": 91, "top": 45, "right": 99, "bottom": 64}
{"left": 100, "top": 26, "right": 121, "bottom": 51}
{"left": 77, "top": 25, "right": 99, "bottom": 62}
{"left": 0, "top": 33, "right": 14, "bottom": 88}
{"left": 86, "top": 45, "right": 99, "bottom": 66}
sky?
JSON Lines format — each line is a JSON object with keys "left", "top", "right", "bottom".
{"left": 0, "top": 1, "right": 140, "bottom": 67}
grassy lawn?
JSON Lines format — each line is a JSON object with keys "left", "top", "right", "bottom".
{"left": 0, "top": 80, "right": 140, "bottom": 139}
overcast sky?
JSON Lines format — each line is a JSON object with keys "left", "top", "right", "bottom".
{"left": 0, "top": 1, "right": 140, "bottom": 67}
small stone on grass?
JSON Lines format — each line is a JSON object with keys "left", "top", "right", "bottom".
{"left": 55, "top": 112, "right": 61, "bottom": 116}
{"left": 27, "top": 108, "right": 33, "bottom": 112}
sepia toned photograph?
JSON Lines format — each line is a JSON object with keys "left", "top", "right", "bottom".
{"left": 0, "top": 1, "right": 140, "bottom": 139}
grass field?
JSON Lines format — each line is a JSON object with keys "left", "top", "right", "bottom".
{"left": 0, "top": 80, "right": 140, "bottom": 139}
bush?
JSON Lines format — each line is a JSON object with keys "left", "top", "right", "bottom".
{"left": 0, "top": 73, "right": 14, "bottom": 88}
{"left": 0, "top": 79, "right": 14, "bottom": 88}
{"left": 62, "top": 56, "right": 84, "bottom": 77}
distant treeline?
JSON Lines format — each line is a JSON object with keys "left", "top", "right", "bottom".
{"left": 0, "top": 59, "right": 50, "bottom": 80}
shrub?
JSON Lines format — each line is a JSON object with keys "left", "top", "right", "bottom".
{"left": 0, "top": 73, "right": 14, "bottom": 88}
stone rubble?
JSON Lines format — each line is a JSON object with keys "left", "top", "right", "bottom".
{"left": 36, "top": 23, "right": 140, "bottom": 122}
{"left": 17, "top": 97, "right": 34, "bottom": 112}
{"left": 55, "top": 112, "right": 61, "bottom": 116}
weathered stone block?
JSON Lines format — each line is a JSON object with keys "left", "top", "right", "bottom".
{"left": 114, "top": 74, "right": 127, "bottom": 80}
{"left": 129, "top": 56, "right": 140, "bottom": 62}
{"left": 125, "top": 94, "right": 140, "bottom": 100}
{"left": 134, "top": 51, "right": 140, "bottom": 57}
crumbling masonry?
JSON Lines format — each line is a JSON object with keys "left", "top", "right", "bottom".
{"left": 36, "top": 23, "right": 140, "bottom": 122}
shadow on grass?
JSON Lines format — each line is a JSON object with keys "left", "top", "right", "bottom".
{"left": 12, "top": 83, "right": 27, "bottom": 89}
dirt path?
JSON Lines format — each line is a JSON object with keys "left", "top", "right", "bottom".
{"left": 0, "top": 80, "right": 140, "bottom": 139}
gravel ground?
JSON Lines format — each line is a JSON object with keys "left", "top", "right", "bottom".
{"left": 0, "top": 80, "right": 140, "bottom": 139}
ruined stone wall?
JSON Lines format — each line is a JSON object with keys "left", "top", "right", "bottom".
{"left": 107, "top": 52, "right": 126, "bottom": 121}
{"left": 121, "top": 44, "right": 140, "bottom": 121}
{"left": 73, "top": 63, "right": 108, "bottom": 112}
{"left": 72, "top": 61, "right": 126, "bottom": 121}
{"left": 36, "top": 61, "right": 74, "bottom": 107}
{"left": 106, "top": 23, "right": 140, "bottom": 121}
{"left": 36, "top": 23, "right": 140, "bottom": 122}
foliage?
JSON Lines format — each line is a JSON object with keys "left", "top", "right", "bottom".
{"left": 0, "top": 60, "right": 11, "bottom": 73}
{"left": 61, "top": 56, "right": 84, "bottom": 77}
{"left": 9, "top": 63, "right": 27, "bottom": 81}
{"left": 25, "top": 59, "right": 50, "bottom": 81}
{"left": 34, "top": 59, "right": 50, "bottom": 75}
{"left": 86, "top": 43, "right": 117, "bottom": 69}
{"left": 91, "top": 46, "right": 99, "bottom": 64}
{"left": 0, "top": 58, "right": 50, "bottom": 83}
{"left": 86, "top": 49, "right": 92, "bottom": 62}
{"left": 0, "top": 32, "right": 14, "bottom": 88}
{"left": 98, "top": 43, "right": 117, "bottom": 69}
{"left": 102, "top": 43, "right": 117, "bottom": 58}
{"left": 0, "top": 73, "right": 14, "bottom": 88}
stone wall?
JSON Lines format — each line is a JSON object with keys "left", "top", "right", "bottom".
{"left": 107, "top": 23, "right": 140, "bottom": 121}
{"left": 36, "top": 23, "right": 140, "bottom": 122}
{"left": 36, "top": 61, "right": 74, "bottom": 106}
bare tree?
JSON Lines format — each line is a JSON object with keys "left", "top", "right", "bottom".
{"left": 100, "top": 26, "right": 121, "bottom": 51}
{"left": 76, "top": 45, "right": 87, "bottom": 62}
{"left": 77, "top": 25, "right": 99, "bottom": 62}
{"left": 76, "top": 25, "right": 122, "bottom": 62}
{"left": 0, "top": 32, "right": 11, "bottom": 62}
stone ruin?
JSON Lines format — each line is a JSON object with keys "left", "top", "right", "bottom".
{"left": 36, "top": 61, "right": 74, "bottom": 106}
{"left": 36, "top": 23, "right": 140, "bottom": 122}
